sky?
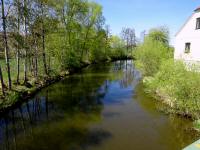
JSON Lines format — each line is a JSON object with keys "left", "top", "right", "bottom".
{"left": 93, "top": 0, "right": 199, "bottom": 45}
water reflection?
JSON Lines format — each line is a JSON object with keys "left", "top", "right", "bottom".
{"left": 0, "top": 61, "right": 132, "bottom": 150}
{"left": 0, "top": 60, "right": 198, "bottom": 150}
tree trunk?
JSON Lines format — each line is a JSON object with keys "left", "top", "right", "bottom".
{"left": 16, "top": 49, "right": 20, "bottom": 84}
{"left": 81, "top": 27, "right": 91, "bottom": 61}
{"left": 1, "top": 0, "right": 12, "bottom": 90}
{"left": 23, "top": 0, "right": 28, "bottom": 83}
{"left": 16, "top": 0, "right": 20, "bottom": 84}
{"left": 24, "top": 55, "right": 28, "bottom": 83}
{"left": 42, "top": 33, "right": 48, "bottom": 75}
{"left": 48, "top": 56, "right": 51, "bottom": 73}
{"left": 126, "top": 38, "right": 129, "bottom": 59}
{"left": 0, "top": 66, "right": 5, "bottom": 96}
{"left": 34, "top": 40, "right": 38, "bottom": 79}
{"left": 41, "top": 3, "right": 48, "bottom": 75}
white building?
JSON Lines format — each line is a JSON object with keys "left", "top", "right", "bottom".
{"left": 174, "top": 7, "right": 200, "bottom": 63}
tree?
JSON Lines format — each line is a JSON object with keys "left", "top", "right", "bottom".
{"left": 1, "top": 0, "right": 12, "bottom": 89}
{"left": 134, "top": 27, "right": 172, "bottom": 76}
{"left": 16, "top": 0, "right": 21, "bottom": 84}
{"left": 147, "top": 26, "right": 169, "bottom": 45}
{"left": 40, "top": 0, "right": 48, "bottom": 75}
{"left": 13, "top": 0, "right": 23, "bottom": 84}
{"left": 81, "top": 2, "right": 104, "bottom": 61}
{"left": 121, "top": 27, "right": 136, "bottom": 57}
{"left": 23, "top": 0, "right": 28, "bottom": 83}
{"left": 0, "top": 66, "right": 5, "bottom": 95}
{"left": 109, "top": 35, "right": 126, "bottom": 59}
{"left": 0, "top": 0, "right": 121, "bottom": 93}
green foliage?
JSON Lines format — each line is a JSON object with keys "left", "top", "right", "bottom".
{"left": 134, "top": 27, "right": 200, "bottom": 119}
{"left": 134, "top": 38, "right": 173, "bottom": 76}
{"left": 194, "top": 120, "right": 200, "bottom": 129}
{"left": 0, "top": 91, "right": 21, "bottom": 108}
{"left": 109, "top": 35, "right": 127, "bottom": 59}
{"left": 0, "top": 0, "right": 130, "bottom": 98}
{"left": 147, "top": 27, "right": 169, "bottom": 45}
{"left": 65, "top": 51, "right": 81, "bottom": 69}
{"left": 146, "top": 59, "right": 200, "bottom": 118}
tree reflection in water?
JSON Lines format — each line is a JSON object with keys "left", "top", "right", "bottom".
{"left": 0, "top": 61, "right": 130, "bottom": 150}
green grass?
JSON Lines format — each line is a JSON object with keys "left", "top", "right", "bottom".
{"left": 193, "top": 120, "right": 200, "bottom": 130}
{"left": 0, "top": 57, "right": 64, "bottom": 109}
{"left": 0, "top": 57, "right": 61, "bottom": 83}
{"left": 144, "top": 59, "right": 200, "bottom": 119}
{"left": 0, "top": 57, "right": 61, "bottom": 98}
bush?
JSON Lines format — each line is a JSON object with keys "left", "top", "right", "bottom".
{"left": 64, "top": 51, "right": 81, "bottom": 69}
{"left": 133, "top": 27, "right": 200, "bottom": 119}
{"left": 134, "top": 39, "right": 173, "bottom": 76}
{"left": 109, "top": 35, "right": 127, "bottom": 60}
{"left": 90, "top": 48, "right": 108, "bottom": 63}
{"left": 109, "top": 48, "right": 127, "bottom": 60}
{"left": 146, "top": 59, "right": 200, "bottom": 118}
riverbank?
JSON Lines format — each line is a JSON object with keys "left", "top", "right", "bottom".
{"left": 0, "top": 60, "right": 196, "bottom": 150}
{"left": 143, "top": 60, "right": 200, "bottom": 120}
{"left": 0, "top": 59, "right": 132, "bottom": 114}
{"left": 132, "top": 27, "right": 200, "bottom": 132}
{"left": 0, "top": 61, "right": 91, "bottom": 113}
{"left": 141, "top": 60, "right": 200, "bottom": 132}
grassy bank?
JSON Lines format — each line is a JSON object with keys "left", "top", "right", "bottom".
{"left": 0, "top": 58, "right": 131, "bottom": 113}
{"left": 133, "top": 27, "right": 200, "bottom": 130}
{"left": 0, "top": 62, "right": 83, "bottom": 113}
{"left": 144, "top": 60, "right": 200, "bottom": 119}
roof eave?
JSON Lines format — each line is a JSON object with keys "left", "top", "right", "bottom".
{"left": 175, "top": 13, "right": 194, "bottom": 37}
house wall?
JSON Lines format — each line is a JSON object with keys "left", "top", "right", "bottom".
{"left": 174, "top": 11, "right": 200, "bottom": 62}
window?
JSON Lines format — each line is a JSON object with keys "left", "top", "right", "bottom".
{"left": 196, "top": 18, "right": 200, "bottom": 29}
{"left": 185, "top": 43, "right": 191, "bottom": 53}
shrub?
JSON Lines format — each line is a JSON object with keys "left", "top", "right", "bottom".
{"left": 134, "top": 39, "right": 173, "bottom": 76}
{"left": 90, "top": 48, "right": 108, "bottom": 63}
{"left": 109, "top": 47, "right": 127, "bottom": 60}
{"left": 146, "top": 59, "right": 200, "bottom": 118}
{"left": 65, "top": 51, "right": 81, "bottom": 69}
{"left": 133, "top": 27, "right": 173, "bottom": 76}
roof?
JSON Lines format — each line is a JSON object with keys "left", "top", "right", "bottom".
{"left": 195, "top": 7, "right": 200, "bottom": 12}
{"left": 175, "top": 6, "right": 200, "bottom": 37}
{"left": 175, "top": 14, "right": 194, "bottom": 37}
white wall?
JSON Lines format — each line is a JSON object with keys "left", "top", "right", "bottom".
{"left": 174, "top": 11, "right": 200, "bottom": 62}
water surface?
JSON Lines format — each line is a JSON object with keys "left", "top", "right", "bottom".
{"left": 0, "top": 60, "right": 198, "bottom": 150}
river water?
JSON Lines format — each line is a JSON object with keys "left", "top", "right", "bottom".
{"left": 0, "top": 60, "right": 199, "bottom": 150}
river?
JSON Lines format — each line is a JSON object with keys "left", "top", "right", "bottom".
{"left": 0, "top": 60, "right": 198, "bottom": 150}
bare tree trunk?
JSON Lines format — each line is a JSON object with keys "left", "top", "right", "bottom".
{"left": 33, "top": 35, "right": 38, "bottom": 79}
{"left": 1, "top": 0, "right": 12, "bottom": 90}
{"left": 16, "top": 0, "right": 20, "bottom": 84}
{"left": 35, "top": 45, "right": 38, "bottom": 79}
{"left": 16, "top": 49, "right": 20, "bottom": 84}
{"left": 23, "top": 0, "right": 28, "bottom": 83}
{"left": 0, "top": 66, "right": 5, "bottom": 96}
{"left": 24, "top": 55, "right": 28, "bottom": 83}
{"left": 42, "top": 33, "right": 48, "bottom": 75}
{"left": 48, "top": 55, "right": 51, "bottom": 73}
{"left": 31, "top": 57, "right": 34, "bottom": 76}
{"left": 126, "top": 38, "right": 129, "bottom": 59}
{"left": 41, "top": 3, "right": 48, "bottom": 75}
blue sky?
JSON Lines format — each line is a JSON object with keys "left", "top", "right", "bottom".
{"left": 93, "top": 0, "right": 199, "bottom": 45}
